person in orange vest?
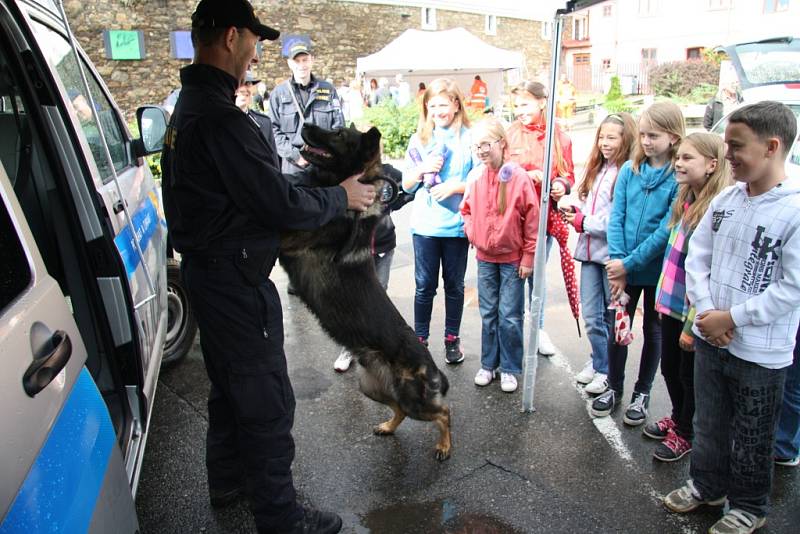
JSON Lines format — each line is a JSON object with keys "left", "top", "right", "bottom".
{"left": 469, "top": 75, "right": 488, "bottom": 112}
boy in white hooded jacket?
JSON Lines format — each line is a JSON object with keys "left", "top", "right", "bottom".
{"left": 664, "top": 101, "right": 799, "bottom": 534}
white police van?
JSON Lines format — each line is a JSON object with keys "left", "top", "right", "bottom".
{"left": 0, "top": 0, "right": 174, "bottom": 531}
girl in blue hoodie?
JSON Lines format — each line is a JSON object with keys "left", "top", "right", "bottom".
{"left": 590, "top": 101, "right": 685, "bottom": 426}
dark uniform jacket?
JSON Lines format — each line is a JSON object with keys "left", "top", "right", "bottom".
{"left": 268, "top": 74, "right": 344, "bottom": 174}
{"left": 247, "top": 109, "right": 280, "bottom": 169}
{"left": 161, "top": 64, "right": 347, "bottom": 258}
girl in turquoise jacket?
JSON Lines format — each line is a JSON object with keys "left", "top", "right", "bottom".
{"left": 590, "top": 102, "right": 684, "bottom": 428}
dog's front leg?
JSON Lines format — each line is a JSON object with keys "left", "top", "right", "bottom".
{"left": 433, "top": 406, "right": 452, "bottom": 461}
{"left": 373, "top": 403, "right": 406, "bottom": 435}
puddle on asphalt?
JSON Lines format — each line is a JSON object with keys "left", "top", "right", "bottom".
{"left": 361, "top": 500, "right": 523, "bottom": 533}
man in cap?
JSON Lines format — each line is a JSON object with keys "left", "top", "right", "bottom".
{"left": 244, "top": 70, "right": 266, "bottom": 111}
{"left": 236, "top": 73, "right": 279, "bottom": 168}
{"left": 268, "top": 36, "right": 344, "bottom": 174}
{"left": 161, "top": 1, "right": 375, "bottom": 532}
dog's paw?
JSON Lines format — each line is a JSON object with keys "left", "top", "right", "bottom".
{"left": 434, "top": 446, "right": 451, "bottom": 461}
{"left": 373, "top": 423, "right": 395, "bottom": 436}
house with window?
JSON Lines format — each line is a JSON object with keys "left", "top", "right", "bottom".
{"left": 564, "top": 0, "right": 799, "bottom": 94}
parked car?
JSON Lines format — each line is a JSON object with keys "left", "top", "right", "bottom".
{"left": 0, "top": 0, "right": 175, "bottom": 531}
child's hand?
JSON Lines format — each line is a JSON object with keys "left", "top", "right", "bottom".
{"left": 527, "top": 169, "right": 543, "bottom": 184}
{"left": 609, "top": 277, "right": 627, "bottom": 301}
{"left": 678, "top": 331, "right": 695, "bottom": 352}
{"left": 707, "top": 329, "right": 735, "bottom": 347}
{"left": 518, "top": 265, "right": 533, "bottom": 279}
{"left": 696, "top": 310, "right": 735, "bottom": 342}
{"left": 551, "top": 181, "right": 566, "bottom": 201}
{"left": 561, "top": 208, "right": 577, "bottom": 225}
{"left": 420, "top": 155, "right": 444, "bottom": 176}
{"left": 429, "top": 181, "right": 455, "bottom": 201}
{"left": 605, "top": 259, "right": 627, "bottom": 280}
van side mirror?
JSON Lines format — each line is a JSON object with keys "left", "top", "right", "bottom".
{"left": 133, "top": 105, "right": 169, "bottom": 157}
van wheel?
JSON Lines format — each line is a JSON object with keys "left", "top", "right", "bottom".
{"left": 163, "top": 259, "right": 197, "bottom": 367}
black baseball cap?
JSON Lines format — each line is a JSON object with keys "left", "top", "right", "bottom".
{"left": 192, "top": 0, "right": 280, "bottom": 42}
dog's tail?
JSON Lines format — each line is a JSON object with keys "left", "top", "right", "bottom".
{"left": 436, "top": 368, "right": 450, "bottom": 397}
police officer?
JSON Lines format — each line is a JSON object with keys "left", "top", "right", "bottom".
{"left": 161, "top": 1, "right": 375, "bottom": 532}
{"left": 236, "top": 73, "right": 279, "bottom": 168}
{"left": 268, "top": 36, "right": 344, "bottom": 174}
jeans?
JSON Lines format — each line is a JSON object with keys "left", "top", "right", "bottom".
{"left": 660, "top": 315, "right": 695, "bottom": 440}
{"left": 526, "top": 234, "right": 554, "bottom": 329}
{"left": 374, "top": 248, "right": 395, "bottom": 291}
{"left": 775, "top": 325, "right": 800, "bottom": 459}
{"left": 478, "top": 261, "right": 525, "bottom": 374}
{"left": 691, "top": 339, "right": 786, "bottom": 518}
{"left": 412, "top": 234, "right": 469, "bottom": 340}
{"left": 607, "top": 285, "right": 661, "bottom": 396}
{"left": 579, "top": 261, "right": 612, "bottom": 375}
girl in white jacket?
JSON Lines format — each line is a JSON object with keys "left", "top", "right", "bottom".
{"left": 563, "top": 113, "right": 636, "bottom": 394}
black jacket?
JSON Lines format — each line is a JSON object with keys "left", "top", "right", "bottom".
{"left": 161, "top": 64, "right": 347, "bottom": 255}
{"left": 373, "top": 163, "right": 412, "bottom": 255}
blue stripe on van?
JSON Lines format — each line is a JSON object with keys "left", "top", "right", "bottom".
{"left": 114, "top": 196, "right": 160, "bottom": 277}
{"left": 0, "top": 368, "right": 115, "bottom": 534}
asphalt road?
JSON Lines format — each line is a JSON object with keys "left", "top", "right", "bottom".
{"left": 135, "top": 127, "right": 800, "bottom": 533}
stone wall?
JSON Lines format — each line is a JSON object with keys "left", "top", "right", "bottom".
{"left": 64, "top": 0, "right": 553, "bottom": 118}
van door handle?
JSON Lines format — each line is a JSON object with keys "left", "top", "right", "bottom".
{"left": 23, "top": 330, "right": 72, "bottom": 397}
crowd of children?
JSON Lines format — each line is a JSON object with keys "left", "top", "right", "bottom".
{"left": 388, "top": 76, "right": 800, "bottom": 534}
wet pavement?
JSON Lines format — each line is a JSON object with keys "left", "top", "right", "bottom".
{"left": 136, "top": 129, "right": 800, "bottom": 533}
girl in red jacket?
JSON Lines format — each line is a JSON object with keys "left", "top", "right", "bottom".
{"left": 461, "top": 118, "right": 540, "bottom": 393}
{"left": 506, "top": 81, "right": 574, "bottom": 356}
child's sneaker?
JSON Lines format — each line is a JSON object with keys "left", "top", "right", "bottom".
{"left": 584, "top": 373, "right": 608, "bottom": 395}
{"left": 709, "top": 509, "right": 765, "bottom": 534}
{"left": 643, "top": 416, "right": 676, "bottom": 440}
{"left": 623, "top": 392, "right": 649, "bottom": 426}
{"left": 444, "top": 335, "right": 464, "bottom": 364}
{"left": 333, "top": 348, "right": 353, "bottom": 372}
{"left": 500, "top": 373, "right": 518, "bottom": 393}
{"left": 664, "top": 479, "right": 726, "bottom": 513}
{"left": 474, "top": 369, "right": 494, "bottom": 387}
{"left": 653, "top": 429, "right": 692, "bottom": 462}
{"left": 774, "top": 456, "right": 800, "bottom": 467}
{"left": 418, "top": 336, "right": 429, "bottom": 347}
{"left": 590, "top": 389, "right": 619, "bottom": 417}
{"left": 575, "top": 360, "right": 594, "bottom": 384}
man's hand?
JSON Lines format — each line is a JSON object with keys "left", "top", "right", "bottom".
{"left": 551, "top": 181, "right": 566, "bottom": 201}
{"left": 696, "top": 310, "right": 736, "bottom": 341}
{"left": 296, "top": 155, "right": 309, "bottom": 168}
{"left": 519, "top": 265, "right": 533, "bottom": 279}
{"left": 609, "top": 277, "right": 626, "bottom": 301}
{"left": 605, "top": 259, "right": 626, "bottom": 280}
{"left": 340, "top": 173, "right": 375, "bottom": 212}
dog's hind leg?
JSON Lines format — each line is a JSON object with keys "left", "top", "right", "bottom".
{"left": 433, "top": 406, "right": 452, "bottom": 461}
{"left": 373, "top": 403, "right": 406, "bottom": 435}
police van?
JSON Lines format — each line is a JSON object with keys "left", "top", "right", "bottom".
{"left": 0, "top": 0, "right": 175, "bottom": 531}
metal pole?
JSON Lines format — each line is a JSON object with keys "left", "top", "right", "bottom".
{"left": 521, "top": 11, "right": 567, "bottom": 413}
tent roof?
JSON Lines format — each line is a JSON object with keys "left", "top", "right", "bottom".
{"left": 356, "top": 28, "right": 524, "bottom": 76}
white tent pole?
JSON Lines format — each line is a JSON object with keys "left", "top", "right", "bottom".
{"left": 521, "top": 8, "right": 568, "bottom": 413}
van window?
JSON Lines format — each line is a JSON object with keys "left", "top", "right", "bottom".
{"left": 31, "top": 21, "right": 128, "bottom": 183}
{"left": 0, "top": 194, "right": 31, "bottom": 311}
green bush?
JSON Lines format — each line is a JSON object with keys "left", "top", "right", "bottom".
{"left": 649, "top": 61, "right": 719, "bottom": 99}
{"left": 359, "top": 100, "right": 420, "bottom": 159}
{"left": 604, "top": 76, "right": 634, "bottom": 113}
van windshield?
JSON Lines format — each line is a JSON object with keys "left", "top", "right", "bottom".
{"left": 734, "top": 39, "right": 800, "bottom": 85}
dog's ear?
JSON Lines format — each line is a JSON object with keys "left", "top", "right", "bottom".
{"left": 361, "top": 126, "right": 382, "bottom": 154}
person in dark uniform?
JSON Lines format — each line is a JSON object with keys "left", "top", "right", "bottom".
{"left": 236, "top": 75, "right": 278, "bottom": 167}
{"left": 268, "top": 36, "right": 344, "bottom": 175}
{"left": 243, "top": 70, "right": 266, "bottom": 112}
{"left": 161, "top": 1, "right": 375, "bottom": 533}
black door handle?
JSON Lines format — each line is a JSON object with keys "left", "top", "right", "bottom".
{"left": 23, "top": 330, "right": 72, "bottom": 397}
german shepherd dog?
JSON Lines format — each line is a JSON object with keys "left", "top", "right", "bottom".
{"left": 279, "top": 124, "right": 452, "bottom": 461}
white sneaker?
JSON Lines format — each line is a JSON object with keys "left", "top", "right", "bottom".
{"left": 500, "top": 373, "right": 518, "bottom": 393}
{"left": 575, "top": 360, "right": 595, "bottom": 384}
{"left": 537, "top": 329, "right": 556, "bottom": 356}
{"left": 333, "top": 349, "right": 353, "bottom": 372}
{"left": 474, "top": 369, "right": 494, "bottom": 387}
{"left": 585, "top": 372, "right": 608, "bottom": 395}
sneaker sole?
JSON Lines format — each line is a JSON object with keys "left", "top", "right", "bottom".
{"left": 775, "top": 457, "right": 800, "bottom": 467}
{"left": 642, "top": 428, "right": 668, "bottom": 440}
{"left": 584, "top": 384, "right": 608, "bottom": 395}
{"left": 653, "top": 448, "right": 692, "bottom": 463}
{"left": 664, "top": 495, "right": 726, "bottom": 514}
{"left": 576, "top": 375, "right": 593, "bottom": 385}
{"left": 445, "top": 356, "right": 465, "bottom": 364}
{"left": 623, "top": 414, "right": 647, "bottom": 426}
{"left": 590, "top": 405, "right": 616, "bottom": 418}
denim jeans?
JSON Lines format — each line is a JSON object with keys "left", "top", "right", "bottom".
{"left": 607, "top": 285, "right": 661, "bottom": 395}
{"left": 478, "top": 260, "right": 525, "bottom": 374}
{"left": 775, "top": 325, "right": 800, "bottom": 459}
{"left": 373, "top": 249, "right": 395, "bottom": 291}
{"left": 691, "top": 339, "right": 786, "bottom": 518}
{"left": 526, "top": 234, "right": 554, "bottom": 329}
{"left": 660, "top": 315, "right": 695, "bottom": 440}
{"left": 579, "top": 261, "right": 612, "bottom": 375}
{"left": 412, "top": 234, "right": 469, "bottom": 340}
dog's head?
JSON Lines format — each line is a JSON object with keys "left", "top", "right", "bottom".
{"left": 300, "top": 124, "right": 382, "bottom": 182}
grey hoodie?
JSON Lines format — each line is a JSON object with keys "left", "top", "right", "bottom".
{"left": 573, "top": 163, "right": 618, "bottom": 263}
{"left": 686, "top": 176, "right": 800, "bottom": 368}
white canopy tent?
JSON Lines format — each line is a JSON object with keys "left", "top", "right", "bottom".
{"left": 356, "top": 27, "right": 525, "bottom": 107}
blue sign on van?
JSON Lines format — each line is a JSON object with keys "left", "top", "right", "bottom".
{"left": 114, "top": 196, "right": 160, "bottom": 277}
